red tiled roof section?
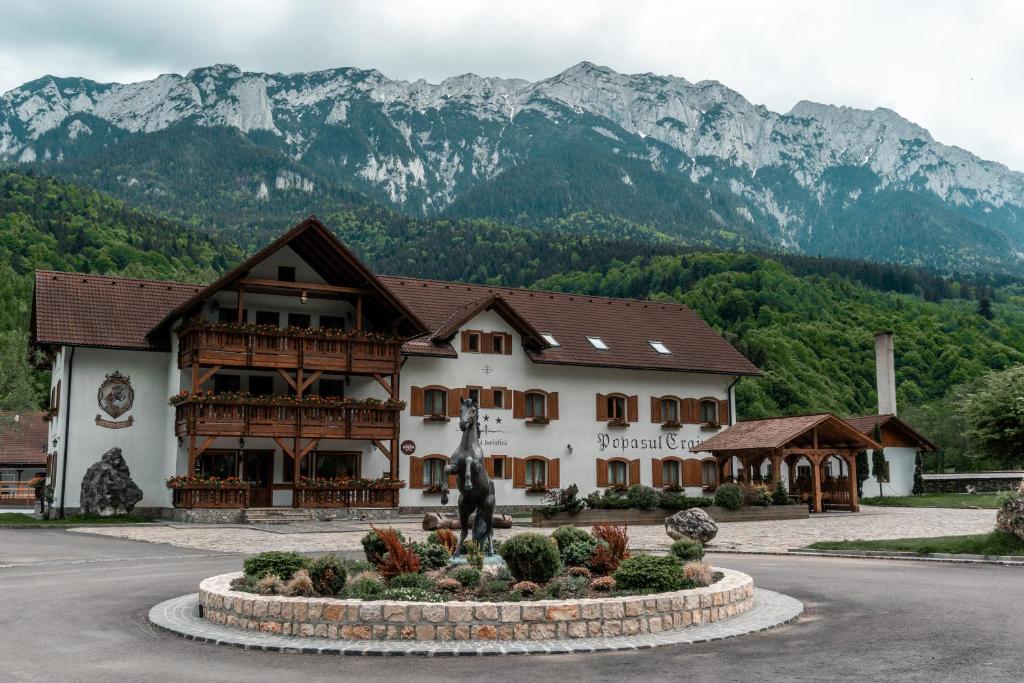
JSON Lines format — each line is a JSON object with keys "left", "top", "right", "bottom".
{"left": 844, "top": 414, "right": 938, "bottom": 451}
{"left": 379, "top": 276, "right": 760, "bottom": 375}
{"left": 694, "top": 414, "right": 833, "bottom": 451}
{"left": 32, "top": 271, "right": 201, "bottom": 350}
{"left": 0, "top": 412, "right": 48, "bottom": 465}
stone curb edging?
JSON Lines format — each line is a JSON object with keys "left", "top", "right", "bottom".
{"left": 148, "top": 588, "right": 802, "bottom": 656}
{"left": 786, "top": 548, "right": 1024, "bottom": 566}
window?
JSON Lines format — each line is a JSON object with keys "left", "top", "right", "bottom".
{"left": 797, "top": 465, "right": 811, "bottom": 480}
{"left": 525, "top": 392, "right": 546, "bottom": 418}
{"left": 649, "top": 341, "right": 671, "bottom": 355}
{"left": 278, "top": 266, "right": 296, "bottom": 282}
{"left": 218, "top": 307, "right": 246, "bottom": 323}
{"left": 196, "top": 451, "right": 238, "bottom": 479}
{"left": 303, "top": 452, "right": 359, "bottom": 479}
{"left": 288, "top": 313, "right": 311, "bottom": 328}
{"left": 319, "top": 379, "right": 345, "bottom": 398}
{"left": 468, "top": 387, "right": 481, "bottom": 406}
{"left": 248, "top": 376, "right": 274, "bottom": 396}
{"left": 607, "top": 395, "right": 626, "bottom": 420}
{"left": 467, "top": 332, "right": 481, "bottom": 352}
{"left": 700, "top": 399, "right": 719, "bottom": 423}
{"left": 319, "top": 315, "right": 345, "bottom": 330}
{"left": 608, "top": 460, "right": 628, "bottom": 486}
{"left": 492, "top": 458, "right": 505, "bottom": 479}
{"left": 424, "top": 457, "right": 447, "bottom": 487}
{"left": 702, "top": 460, "right": 718, "bottom": 486}
{"left": 541, "top": 333, "right": 559, "bottom": 346}
{"left": 492, "top": 335, "right": 504, "bottom": 354}
{"left": 526, "top": 459, "right": 546, "bottom": 487}
{"left": 587, "top": 336, "right": 609, "bottom": 350}
{"left": 492, "top": 389, "right": 505, "bottom": 409}
{"left": 662, "top": 460, "right": 681, "bottom": 486}
{"left": 424, "top": 389, "right": 447, "bottom": 416}
{"left": 255, "top": 310, "right": 280, "bottom": 327}
{"left": 661, "top": 398, "right": 680, "bottom": 422}
{"left": 213, "top": 374, "right": 241, "bottom": 394}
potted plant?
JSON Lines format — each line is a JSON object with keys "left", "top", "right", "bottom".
{"left": 700, "top": 420, "right": 721, "bottom": 431}
{"left": 527, "top": 415, "right": 550, "bottom": 425}
{"left": 607, "top": 417, "right": 630, "bottom": 428}
{"left": 423, "top": 484, "right": 444, "bottom": 495}
{"left": 423, "top": 413, "right": 450, "bottom": 423}
{"left": 526, "top": 482, "right": 549, "bottom": 494}
{"left": 661, "top": 419, "right": 682, "bottom": 430}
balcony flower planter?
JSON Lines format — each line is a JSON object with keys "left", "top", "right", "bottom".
{"left": 525, "top": 484, "right": 550, "bottom": 495}
{"left": 660, "top": 420, "right": 682, "bottom": 430}
{"left": 166, "top": 476, "right": 250, "bottom": 509}
{"left": 422, "top": 485, "right": 445, "bottom": 496}
{"left": 700, "top": 421, "right": 722, "bottom": 431}
{"left": 293, "top": 477, "right": 405, "bottom": 508}
{"left": 423, "top": 414, "right": 450, "bottom": 423}
{"left": 606, "top": 418, "right": 630, "bottom": 429}
{"left": 526, "top": 416, "right": 550, "bottom": 426}
{"left": 168, "top": 390, "right": 405, "bottom": 410}
{"left": 177, "top": 319, "right": 405, "bottom": 343}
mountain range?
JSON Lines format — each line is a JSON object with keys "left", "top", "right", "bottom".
{"left": 2, "top": 61, "right": 1023, "bottom": 273}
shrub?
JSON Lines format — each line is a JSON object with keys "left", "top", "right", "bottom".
{"left": 566, "top": 565, "right": 592, "bottom": 579}
{"left": 590, "top": 541, "right": 617, "bottom": 576}
{"left": 551, "top": 525, "right": 592, "bottom": 552}
{"left": 511, "top": 580, "right": 540, "bottom": 595}
{"left": 540, "top": 484, "right": 585, "bottom": 514}
{"left": 590, "top": 575, "right": 616, "bottom": 592}
{"left": 493, "top": 563, "right": 513, "bottom": 582}
{"left": 612, "top": 555, "right": 686, "bottom": 593}
{"left": 284, "top": 569, "right": 315, "bottom": 597}
{"left": 426, "top": 528, "right": 458, "bottom": 553}
{"left": 499, "top": 533, "right": 562, "bottom": 583}
{"left": 230, "top": 575, "right": 257, "bottom": 593}
{"left": 344, "top": 559, "right": 375, "bottom": 575}
{"left": 478, "top": 578, "right": 512, "bottom": 598}
{"left": 659, "top": 493, "right": 714, "bottom": 511}
{"left": 389, "top": 572, "right": 435, "bottom": 590}
{"left": 626, "top": 484, "right": 661, "bottom": 511}
{"left": 714, "top": 483, "right": 743, "bottom": 510}
{"left": 411, "top": 541, "right": 451, "bottom": 570}
{"left": 435, "top": 577, "right": 462, "bottom": 593}
{"left": 546, "top": 574, "right": 589, "bottom": 599}
{"left": 307, "top": 554, "right": 347, "bottom": 596}
{"left": 346, "top": 574, "right": 385, "bottom": 600}
{"left": 379, "top": 587, "right": 443, "bottom": 602}
{"left": 684, "top": 561, "right": 714, "bottom": 587}
{"left": 592, "top": 523, "right": 630, "bottom": 564}
{"left": 771, "top": 479, "right": 791, "bottom": 505}
{"left": 585, "top": 489, "right": 632, "bottom": 510}
{"left": 254, "top": 573, "right": 283, "bottom": 596}
{"left": 361, "top": 527, "right": 406, "bottom": 564}
{"left": 372, "top": 526, "right": 420, "bottom": 577}
{"left": 462, "top": 539, "right": 484, "bottom": 570}
{"left": 243, "top": 551, "right": 309, "bottom": 581}
{"left": 749, "top": 484, "right": 772, "bottom": 507}
{"left": 669, "top": 537, "right": 705, "bottom": 562}
{"left": 451, "top": 566, "right": 482, "bottom": 588}
{"left": 563, "top": 538, "right": 599, "bottom": 568}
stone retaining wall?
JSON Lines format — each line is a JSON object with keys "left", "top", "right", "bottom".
{"left": 923, "top": 473, "right": 1023, "bottom": 494}
{"left": 198, "top": 569, "right": 754, "bottom": 642}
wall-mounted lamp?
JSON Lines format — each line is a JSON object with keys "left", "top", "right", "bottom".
{"left": 238, "top": 438, "right": 246, "bottom": 452}
{"left": 52, "top": 437, "right": 59, "bottom": 448}
{"left": 566, "top": 444, "right": 573, "bottom": 455}
{"left": 300, "top": 290, "right": 308, "bottom": 305}
{"left": 176, "top": 436, "right": 183, "bottom": 448}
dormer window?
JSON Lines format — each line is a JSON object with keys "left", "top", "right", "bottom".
{"left": 467, "top": 332, "right": 481, "bottom": 352}
{"left": 277, "top": 266, "right": 296, "bottom": 282}
{"left": 587, "top": 336, "right": 609, "bottom": 350}
{"left": 649, "top": 341, "right": 671, "bottom": 355}
{"left": 492, "top": 335, "right": 504, "bottom": 354}
{"left": 542, "top": 333, "right": 559, "bottom": 347}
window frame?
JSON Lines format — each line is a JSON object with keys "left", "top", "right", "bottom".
{"left": 662, "top": 459, "right": 681, "bottom": 487}
{"left": 467, "top": 331, "right": 481, "bottom": 353}
{"left": 661, "top": 397, "right": 680, "bottom": 422}
{"left": 608, "top": 458, "right": 629, "bottom": 486}
{"left": 524, "top": 457, "right": 547, "bottom": 487}
{"left": 649, "top": 340, "right": 672, "bottom": 355}
{"left": 586, "top": 335, "right": 610, "bottom": 350}
{"left": 700, "top": 399, "right": 719, "bottom": 424}
{"left": 423, "top": 456, "right": 448, "bottom": 488}
{"left": 277, "top": 266, "right": 296, "bottom": 282}
{"left": 607, "top": 394, "right": 627, "bottom": 420}
{"left": 541, "top": 333, "right": 559, "bottom": 347}
{"left": 255, "top": 310, "right": 280, "bottom": 327}
{"left": 424, "top": 388, "right": 448, "bottom": 417}
{"left": 524, "top": 391, "right": 547, "bottom": 418}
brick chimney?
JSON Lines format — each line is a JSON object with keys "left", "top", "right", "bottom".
{"left": 874, "top": 331, "right": 897, "bottom": 416}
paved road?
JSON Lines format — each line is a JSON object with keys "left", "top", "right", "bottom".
{"left": 1, "top": 529, "right": 1022, "bottom": 682}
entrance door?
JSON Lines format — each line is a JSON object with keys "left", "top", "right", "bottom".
{"left": 240, "top": 451, "right": 274, "bottom": 507}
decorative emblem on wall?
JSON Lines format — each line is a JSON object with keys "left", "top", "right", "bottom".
{"left": 95, "top": 371, "right": 135, "bottom": 429}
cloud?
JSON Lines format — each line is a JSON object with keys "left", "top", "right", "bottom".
{"left": 1, "top": 0, "right": 1022, "bottom": 170}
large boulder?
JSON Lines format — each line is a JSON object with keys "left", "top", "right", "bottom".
{"left": 80, "top": 448, "right": 143, "bottom": 516}
{"left": 665, "top": 508, "right": 718, "bottom": 544}
{"left": 996, "top": 483, "right": 1024, "bottom": 542}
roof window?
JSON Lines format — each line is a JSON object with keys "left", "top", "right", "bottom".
{"left": 541, "top": 333, "right": 560, "bottom": 347}
{"left": 649, "top": 341, "right": 671, "bottom": 355}
{"left": 587, "top": 336, "right": 610, "bottom": 350}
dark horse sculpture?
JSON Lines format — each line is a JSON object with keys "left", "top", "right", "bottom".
{"left": 440, "top": 397, "right": 496, "bottom": 555}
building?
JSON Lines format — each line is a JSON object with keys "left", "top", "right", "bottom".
{"left": 31, "top": 217, "right": 760, "bottom": 519}
{"left": 0, "top": 411, "right": 48, "bottom": 506}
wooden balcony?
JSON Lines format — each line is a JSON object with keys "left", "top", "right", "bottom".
{"left": 0, "top": 482, "right": 37, "bottom": 506}
{"left": 177, "top": 324, "right": 402, "bottom": 375}
{"left": 173, "top": 398, "right": 401, "bottom": 441}
{"left": 171, "top": 486, "right": 250, "bottom": 509}
{"left": 293, "top": 485, "right": 400, "bottom": 508}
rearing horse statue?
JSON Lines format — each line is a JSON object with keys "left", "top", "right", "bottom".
{"left": 440, "top": 397, "right": 496, "bottom": 555}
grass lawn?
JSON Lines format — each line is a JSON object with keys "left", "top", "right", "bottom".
{"left": 860, "top": 492, "right": 1003, "bottom": 509}
{"left": 807, "top": 531, "right": 1024, "bottom": 556}
{"left": 0, "top": 512, "right": 152, "bottom": 526}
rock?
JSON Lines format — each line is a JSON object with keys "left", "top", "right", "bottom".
{"left": 422, "top": 511, "right": 513, "bottom": 531}
{"left": 665, "top": 508, "right": 718, "bottom": 544}
{"left": 79, "top": 448, "right": 143, "bottom": 516}
{"left": 996, "top": 493, "right": 1024, "bottom": 543}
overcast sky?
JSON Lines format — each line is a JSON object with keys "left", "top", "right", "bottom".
{"left": 2, "top": 0, "right": 1022, "bottom": 170}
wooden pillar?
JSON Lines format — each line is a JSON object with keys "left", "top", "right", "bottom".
{"left": 847, "top": 451, "right": 860, "bottom": 512}
{"left": 770, "top": 452, "right": 783, "bottom": 485}
{"left": 786, "top": 456, "right": 797, "bottom": 487}
{"left": 810, "top": 452, "right": 823, "bottom": 513}
{"left": 187, "top": 435, "right": 197, "bottom": 476}
{"left": 191, "top": 362, "right": 199, "bottom": 392}
{"left": 355, "top": 295, "right": 363, "bottom": 331}
{"left": 236, "top": 286, "right": 245, "bottom": 323}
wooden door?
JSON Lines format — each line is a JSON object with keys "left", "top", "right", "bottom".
{"left": 240, "top": 450, "right": 274, "bottom": 507}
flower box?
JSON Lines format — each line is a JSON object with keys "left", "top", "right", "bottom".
{"left": 168, "top": 390, "right": 405, "bottom": 410}
{"left": 165, "top": 476, "right": 250, "bottom": 490}
{"left": 422, "top": 485, "right": 444, "bottom": 495}
{"left": 525, "top": 484, "right": 550, "bottom": 494}
{"left": 423, "top": 414, "right": 450, "bottom": 423}
{"left": 700, "top": 421, "right": 721, "bottom": 431}
{"left": 607, "top": 418, "right": 630, "bottom": 429}
{"left": 526, "top": 416, "right": 550, "bottom": 425}
{"left": 660, "top": 420, "right": 682, "bottom": 430}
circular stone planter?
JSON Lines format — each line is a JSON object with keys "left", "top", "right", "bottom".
{"left": 198, "top": 568, "right": 754, "bottom": 642}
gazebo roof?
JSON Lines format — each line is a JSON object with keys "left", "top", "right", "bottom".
{"left": 694, "top": 413, "right": 881, "bottom": 453}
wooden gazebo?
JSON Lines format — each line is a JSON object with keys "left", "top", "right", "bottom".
{"left": 694, "top": 413, "right": 882, "bottom": 513}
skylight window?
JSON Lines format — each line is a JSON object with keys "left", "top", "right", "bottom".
{"left": 542, "top": 333, "right": 560, "bottom": 347}
{"left": 649, "top": 341, "right": 671, "bottom": 355}
{"left": 587, "top": 336, "right": 610, "bottom": 350}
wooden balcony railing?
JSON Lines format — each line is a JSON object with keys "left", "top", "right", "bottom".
{"left": 0, "top": 482, "right": 37, "bottom": 506}
{"left": 171, "top": 486, "right": 250, "bottom": 509}
{"left": 293, "top": 485, "right": 400, "bottom": 508}
{"left": 177, "top": 325, "right": 402, "bottom": 374}
{"left": 173, "top": 398, "right": 401, "bottom": 441}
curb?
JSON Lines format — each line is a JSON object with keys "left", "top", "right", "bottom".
{"left": 148, "top": 588, "right": 802, "bottom": 656}
{"left": 785, "top": 549, "right": 1024, "bottom": 566}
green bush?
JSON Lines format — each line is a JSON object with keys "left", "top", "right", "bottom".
{"left": 714, "top": 483, "right": 743, "bottom": 510}
{"left": 613, "top": 555, "right": 687, "bottom": 593}
{"left": 771, "top": 479, "right": 791, "bottom": 505}
{"left": 307, "top": 554, "right": 347, "bottom": 596}
{"left": 411, "top": 541, "right": 451, "bottom": 570}
{"left": 669, "top": 538, "right": 705, "bottom": 562}
{"left": 389, "top": 572, "right": 435, "bottom": 590}
{"left": 551, "top": 525, "right": 592, "bottom": 552}
{"left": 344, "top": 559, "right": 375, "bottom": 575}
{"left": 562, "top": 538, "right": 598, "bottom": 567}
{"left": 361, "top": 528, "right": 405, "bottom": 564}
{"left": 545, "top": 574, "right": 589, "bottom": 599}
{"left": 243, "top": 551, "right": 309, "bottom": 581}
{"left": 499, "top": 533, "right": 562, "bottom": 583}
{"left": 451, "top": 566, "right": 482, "bottom": 588}
{"left": 585, "top": 489, "right": 632, "bottom": 509}
{"left": 346, "top": 574, "right": 385, "bottom": 600}
{"left": 626, "top": 485, "right": 661, "bottom": 511}
{"left": 658, "top": 494, "right": 714, "bottom": 511}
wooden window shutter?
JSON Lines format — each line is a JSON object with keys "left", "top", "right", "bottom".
{"left": 484, "top": 457, "right": 495, "bottom": 477}
{"left": 596, "top": 393, "right": 608, "bottom": 421}
{"left": 481, "top": 388, "right": 495, "bottom": 409}
{"left": 504, "top": 333, "right": 513, "bottom": 354}
{"left": 548, "top": 458, "right": 560, "bottom": 488}
{"left": 410, "top": 386, "right": 424, "bottom": 416}
{"left": 718, "top": 398, "right": 730, "bottom": 424}
{"left": 503, "top": 455, "right": 513, "bottom": 479}
{"left": 503, "top": 388, "right": 513, "bottom": 410}
{"left": 512, "top": 458, "right": 526, "bottom": 488}
{"left": 408, "top": 456, "right": 423, "bottom": 489}
{"left": 683, "top": 459, "right": 702, "bottom": 486}
{"left": 448, "top": 388, "right": 466, "bottom": 417}
{"left": 461, "top": 331, "right": 470, "bottom": 352}
{"left": 596, "top": 458, "right": 609, "bottom": 487}
{"left": 683, "top": 398, "right": 699, "bottom": 423}
{"left": 651, "top": 458, "right": 663, "bottom": 487}
{"left": 512, "top": 390, "right": 526, "bottom": 419}
{"left": 482, "top": 332, "right": 494, "bottom": 354}
{"left": 650, "top": 396, "right": 662, "bottom": 423}
{"left": 547, "top": 392, "right": 559, "bottom": 419}
{"left": 628, "top": 458, "right": 641, "bottom": 485}
{"left": 627, "top": 395, "right": 639, "bottom": 422}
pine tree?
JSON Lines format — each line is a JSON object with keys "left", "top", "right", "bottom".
{"left": 912, "top": 451, "right": 925, "bottom": 496}
{"left": 855, "top": 450, "right": 870, "bottom": 498}
{"left": 871, "top": 423, "right": 887, "bottom": 498}
{"left": 977, "top": 297, "right": 994, "bottom": 320}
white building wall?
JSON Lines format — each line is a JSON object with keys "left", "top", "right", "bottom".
{"left": 875, "top": 446, "right": 917, "bottom": 497}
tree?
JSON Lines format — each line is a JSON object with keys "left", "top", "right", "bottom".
{"left": 0, "top": 332, "right": 39, "bottom": 411}
{"left": 912, "top": 451, "right": 925, "bottom": 496}
{"left": 871, "top": 423, "right": 887, "bottom": 498}
{"left": 855, "top": 450, "right": 870, "bottom": 498}
{"left": 961, "top": 364, "right": 1024, "bottom": 469}
{"left": 977, "top": 297, "right": 994, "bottom": 320}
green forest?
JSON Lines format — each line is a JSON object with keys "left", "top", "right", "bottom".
{"left": 2, "top": 168, "right": 1022, "bottom": 470}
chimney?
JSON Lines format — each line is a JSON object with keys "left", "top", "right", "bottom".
{"left": 874, "top": 331, "right": 897, "bottom": 416}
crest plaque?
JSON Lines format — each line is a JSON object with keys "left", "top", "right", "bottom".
{"left": 95, "top": 371, "right": 135, "bottom": 429}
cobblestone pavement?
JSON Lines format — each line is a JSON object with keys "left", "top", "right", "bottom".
{"left": 69, "top": 505, "right": 997, "bottom": 555}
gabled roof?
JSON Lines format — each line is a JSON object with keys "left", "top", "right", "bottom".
{"left": 147, "top": 216, "right": 428, "bottom": 342}
{"left": 844, "top": 414, "right": 938, "bottom": 451}
{"left": 0, "top": 412, "right": 48, "bottom": 466}
{"left": 694, "top": 413, "right": 881, "bottom": 453}
{"left": 431, "top": 293, "right": 549, "bottom": 349}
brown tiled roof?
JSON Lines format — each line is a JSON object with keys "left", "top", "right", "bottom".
{"left": 379, "top": 276, "right": 760, "bottom": 375}
{"left": 844, "top": 414, "right": 938, "bottom": 451}
{"left": 32, "top": 271, "right": 201, "bottom": 351}
{"left": 0, "top": 412, "right": 48, "bottom": 465}
{"left": 695, "top": 413, "right": 880, "bottom": 452}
